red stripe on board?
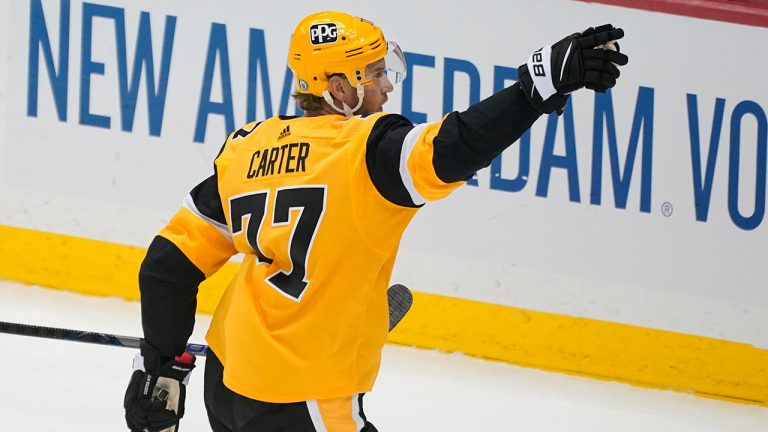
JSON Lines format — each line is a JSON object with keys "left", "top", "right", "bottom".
{"left": 577, "top": 0, "right": 768, "bottom": 28}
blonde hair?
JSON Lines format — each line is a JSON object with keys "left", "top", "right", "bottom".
{"left": 292, "top": 92, "right": 325, "bottom": 112}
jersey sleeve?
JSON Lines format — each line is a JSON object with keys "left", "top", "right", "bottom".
{"left": 140, "top": 137, "right": 240, "bottom": 358}
{"left": 365, "top": 82, "right": 541, "bottom": 206}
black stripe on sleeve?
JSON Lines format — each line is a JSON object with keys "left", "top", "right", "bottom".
{"left": 365, "top": 114, "right": 423, "bottom": 208}
{"left": 139, "top": 235, "right": 205, "bottom": 358}
{"left": 189, "top": 173, "right": 226, "bottom": 225}
{"left": 190, "top": 122, "right": 265, "bottom": 224}
{"left": 189, "top": 140, "right": 230, "bottom": 225}
{"left": 433, "top": 82, "right": 542, "bottom": 183}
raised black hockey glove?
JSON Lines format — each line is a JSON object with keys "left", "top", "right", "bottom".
{"left": 124, "top": 340, "right": 196, "bottom": 432}
{"left": 518, "top": 24, "right": 629, "bottom": 114}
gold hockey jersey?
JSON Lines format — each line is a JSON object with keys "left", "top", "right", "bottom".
{"left": 159, "top": 113, "right": 460, "bottom": 402}
{"left": 140, "top": 83, "right": 539, "bottom": 403}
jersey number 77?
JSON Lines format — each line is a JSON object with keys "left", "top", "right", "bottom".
{"left": 229, "top": 186, "right": 327, "bottom": 301}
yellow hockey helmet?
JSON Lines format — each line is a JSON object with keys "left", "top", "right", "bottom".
{"left": 288, "top": 11, "right": 405, "bottom": 97}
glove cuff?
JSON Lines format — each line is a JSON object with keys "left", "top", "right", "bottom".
{"left": 517, "top": 64, "right": 568, "bottom": 115}
{"left": 525, "top": 46, "right": 557, "bottom": 100}
{"left": 134, "top": 340, "right": 196, "bottom": 382}
{"left": 159, "top": 356, "right": 196, "bottom": 384}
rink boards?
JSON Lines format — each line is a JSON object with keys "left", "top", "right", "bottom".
{"left": 1, "top": 1, "right": 767, "bottom": 405}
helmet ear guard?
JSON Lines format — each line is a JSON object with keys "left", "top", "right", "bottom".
{"left": 321, "top": 83, "right": 365, "bottom": 117}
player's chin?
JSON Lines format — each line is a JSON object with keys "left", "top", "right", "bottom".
{"left": 362, "top": 107, "right": 384, "bottom": 115}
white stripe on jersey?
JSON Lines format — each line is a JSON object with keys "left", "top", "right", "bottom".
{"left": 306, "top": 400, "right": 328, "bottom": 432}
{"left": 352, "top": 394, "right": 365, "bottom": 431}
{"left": 399, "top": 123, "right": 429, "bottom": 205}
{"left": 182, "top": 194, "right": 234, "bottom": 243}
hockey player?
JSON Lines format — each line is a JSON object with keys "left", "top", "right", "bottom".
{"left": 124, "top": 11, "right": 628, "bottom": 432}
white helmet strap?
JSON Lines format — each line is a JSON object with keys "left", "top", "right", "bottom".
{"left": 322, "top": 84, "right": 365, "bottom": 118}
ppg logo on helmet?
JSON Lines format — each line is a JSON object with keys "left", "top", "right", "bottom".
{"left": 309, "top": 23, "right": 338, "bottom": 45}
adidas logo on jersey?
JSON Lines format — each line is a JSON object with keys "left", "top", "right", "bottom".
{"left": 278, "top": 125, "right": 291, "bottom": 140}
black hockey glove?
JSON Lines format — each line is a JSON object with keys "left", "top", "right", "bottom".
{"left": 124, "top": 340, "right": 196, "bottom": 432}
{"left": 518, "top": 24, "right": 629, "bottom": 114}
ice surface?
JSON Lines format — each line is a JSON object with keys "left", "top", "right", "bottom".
{"left": 0, "top": 281, "right": 765, "bottom": 431}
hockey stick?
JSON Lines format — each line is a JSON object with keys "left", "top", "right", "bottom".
{"left": 0, "top": 284, "right": 413, "bottom": 357}
{"left": 386, "top": 283, "right": 413, "bottom": 331}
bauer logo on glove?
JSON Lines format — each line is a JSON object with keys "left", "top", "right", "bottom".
{"left": 531, "top": 49, "right": 547, "bottom": 77}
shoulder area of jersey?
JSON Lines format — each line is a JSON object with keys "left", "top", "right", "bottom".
{"left": 349, "top": 111, "right": 391, "bottom": 121}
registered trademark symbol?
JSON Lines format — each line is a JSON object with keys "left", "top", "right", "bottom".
{"left": 661, "top": 202, "right": 674, "bottom": 217}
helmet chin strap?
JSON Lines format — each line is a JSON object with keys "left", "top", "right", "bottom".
{"left": 322, "top": 85, "right": 365, "bottom": 118}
